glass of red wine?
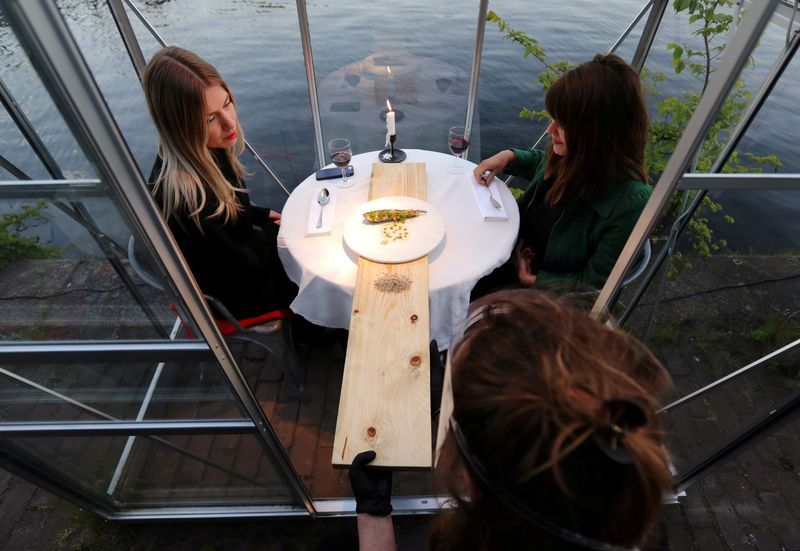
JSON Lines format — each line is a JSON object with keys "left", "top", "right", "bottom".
{"left": 447, "top": 125, "right": 469, "bottom": 174}
{"left": 327, "top": 137, "right": 353, "bottom": 189}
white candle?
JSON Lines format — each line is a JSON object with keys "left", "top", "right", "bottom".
{"left": 386, "top": 99, "right": 395, "bottom": 136}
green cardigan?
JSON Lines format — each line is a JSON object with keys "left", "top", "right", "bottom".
{"left": 508, "top": 148, "right": 651, "bottom": 291}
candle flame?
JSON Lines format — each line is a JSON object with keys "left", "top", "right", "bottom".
{"left": 387, "top": 66, "right": 392, "bottom": 76}
{"left": 386, "top": 99, "right": 393, "bottom": 112}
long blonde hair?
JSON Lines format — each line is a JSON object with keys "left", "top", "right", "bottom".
{"left": 143, "top": 46, "right": 246, "bottom": 230}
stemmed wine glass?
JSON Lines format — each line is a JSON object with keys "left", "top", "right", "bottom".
{"left": 447, "top": 125, "right": 469, "bottom": 174}
{"left": 328, "top": 137, "right": 353, "bottom": 189}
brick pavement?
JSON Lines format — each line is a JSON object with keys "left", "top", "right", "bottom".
{"left": 1, "top": 256, "right": 800, "bottom": 549}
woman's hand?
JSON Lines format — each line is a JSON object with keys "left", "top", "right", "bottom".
{"left": 513, "top": 240, "right": 537, "bottom": 287}
{"left": 268, "top": 210, "right": 282, "bottom": 225}
{"left": 473, "top": 149, "right": 516, "bottom": 186}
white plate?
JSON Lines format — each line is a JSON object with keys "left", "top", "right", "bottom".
{"left": 343, "top": 196, "right": 446, "bottom": 264}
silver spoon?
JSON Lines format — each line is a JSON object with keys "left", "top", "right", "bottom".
{"left": 481, "top": 170, "right": 502, "bottom": 210}
{"left": 316, "top": 188, "right": 330, "bottom": 228}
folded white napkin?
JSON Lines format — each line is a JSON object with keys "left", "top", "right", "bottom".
{"left": 470, "top": 174, "right": 508, "bottom": 221}
{"left": 306, "top": 187, "right": 337, "bottom": 236}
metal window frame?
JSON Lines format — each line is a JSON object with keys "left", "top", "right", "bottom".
{"left": 631, "top": 0, "right": 669, "bottom": 72}
{"left": 464, "top": 0, "right": 490, "bottom": 158}
{"left": 1, "top": 0, "right": 314, "bottom": 516}
{"left": 111, "top": 0, "right": 290, "bottom": 196}
{"left": 616, "top": 19, "right": 800, "bottom": 327}
{"left": 0, "top": 179, "right": 105, "bottom": 199}
{"left": 295, "top": 0, "right": 325, "bottom": 170}
{"left": 515, "top": 0, "right": 663, "bottom": 159}
{"left": 677, "top": 172, "right": 800, "bottom": 190}
{"left": 591, "top": 0, "right": 781, "bottom": 319}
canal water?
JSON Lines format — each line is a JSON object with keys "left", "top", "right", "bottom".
{"left": 1, "top": 0, "right": 798, "bottom": 254}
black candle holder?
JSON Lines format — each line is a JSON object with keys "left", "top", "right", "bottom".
{"left": 379, "top": 135, "right": 406, "bottom": 163}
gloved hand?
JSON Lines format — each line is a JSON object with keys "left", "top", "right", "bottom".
{"left": 430, "top": 339, "right": 445, "bottom": 415}
{"left": 349, "top": 450, "right": 393, "bottom": 517}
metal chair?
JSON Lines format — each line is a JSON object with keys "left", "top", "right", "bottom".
{"left": 622, "top": 238, "right": 652, "bottom": 288}
{"left": 127, "top": 236, "right": 304, "bottom": 396}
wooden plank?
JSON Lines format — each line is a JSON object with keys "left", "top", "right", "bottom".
{"left": 332, "top": 163, "right": 432, "bottom": 469}
{"left": 369, "top": 162, "right": 427, "bottom": 199}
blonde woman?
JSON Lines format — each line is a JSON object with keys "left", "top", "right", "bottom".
{"left": 142, "top": 46, "right": 295, "bottom": 319}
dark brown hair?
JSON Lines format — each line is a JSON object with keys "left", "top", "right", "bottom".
{"left": 430, "top": 290, "right": 672, "bottom": 550}
{"left": 544, "top": 53, "right": 648, "bottom": 208}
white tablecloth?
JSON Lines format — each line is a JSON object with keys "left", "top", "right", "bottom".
{"left": 277, "top": 149, "right": 520, "bottom": 349}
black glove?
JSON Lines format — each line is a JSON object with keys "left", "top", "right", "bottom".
{"left": 349, "top": 450, "right": 393, "bottom": 516}
{"left": 430, "top": 339, "right": 445, "bottom": 415}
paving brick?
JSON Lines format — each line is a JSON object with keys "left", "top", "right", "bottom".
{"left": 690, "top": 525, "right": 730, "bottom": 550}
{"left": 310, "top": 441, "right": 340, "bottom": 498}
{"left": 0, "top": 479, "right": 35, "bottom": 543}
{"left": 5, "top": 505, "right": 74, "bottom": 551}
{"left": 273, "top": 400, "right": 300, "bottom": 449}
{"left": 306, "top": 345, "right": 333, "bottom": 384}
{"left": 297, "top": 382, "right": 325, "bottom": 426}
{"left": 288, "top": 424, "right": 320, "bottom": 478}
{"left": 710, "top": 500, "right": 754, "bottom": 550}
{"left": 658, "top": 506, "right": 695, "bottom": 551}
{"left": 681, "top": 489, "right": 714, "bottom": 528}
{"left": 318, "top": 401, "right": 338, "bottom": 449}
{"left": 656, "top": 345, "right": 692, "bottom": 377}
{"left": 759, "top": 491, "right": 800, "bottom": 548}
{"left": 326, "top": 365, "right": 344, "bottom": 402}
{"left": 0, "top": 469, "right": 14, "bottom": 492}
{"left": 255, "top": 380, "right": 280, "bottom": 420}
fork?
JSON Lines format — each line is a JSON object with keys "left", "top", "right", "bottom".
{"left": 487, "top": 186, "right": 502, "bottom": 210}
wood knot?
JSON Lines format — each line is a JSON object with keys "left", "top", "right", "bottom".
{"left": 353, "top": 309, "right": 359, "bottom": 314}
{"left": 410, "top": 355, "right": 422, "bottom": 367}
{"left": 410, "top": 314, "right": 418, "bottom": 323}
{"left": 367, "top": 426, "right": 377, "bottom": 438}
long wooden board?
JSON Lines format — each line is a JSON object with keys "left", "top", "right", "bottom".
{"left": 332, "top": 162, "right": 432, "bottom": 469}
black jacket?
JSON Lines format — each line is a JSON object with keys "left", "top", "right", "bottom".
{"left": 149, "top": 150, "right": 295, "bottom": 319}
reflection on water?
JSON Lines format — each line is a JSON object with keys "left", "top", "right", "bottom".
{"left": 0, "top": 0, "right": 799, "bottom": 253}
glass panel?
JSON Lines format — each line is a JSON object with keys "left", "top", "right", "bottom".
{"left": 57, "top": 0, "right": 316, "bottom": 208}
{"left": 1, "top": 432, "right": 299, "bottom": 509}
{"left": 0, "top": 359, "right": 248, "bottom": 422}
{"left": 474, "top": 0, "right": 646, "bottom": 163}
{"left": 0, "top": 195, "right": 177, "bottom": 341}
{"left": 621, "top": 186, "right": 800, "bottom": 482}
{"left": 0, "top": 15, "right": 93, "bottom": 179}
{"left": 309, "top": 1, "right": 480, "bottom": 158}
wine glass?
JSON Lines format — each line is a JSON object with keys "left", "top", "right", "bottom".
{"left": 328, "top": 137, "right": 353, "bottom": 189}
{"left": 447, "top": 125, "right": 469, "bottom": 174}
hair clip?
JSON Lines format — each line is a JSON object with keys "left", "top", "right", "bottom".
{"left": 592, "top": 397, "right": 647, "bottom": 465}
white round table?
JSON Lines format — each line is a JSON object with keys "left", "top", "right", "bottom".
{"left": 277, "top": 149, "right": 520, "bottom": 349}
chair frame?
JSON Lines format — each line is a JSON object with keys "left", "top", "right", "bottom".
{"left": 127, "top": 236, "right": 304, "bottom": 396}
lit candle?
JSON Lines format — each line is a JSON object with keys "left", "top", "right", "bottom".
{"left": 386, "top": 99, "right": 396, "bottom": 136}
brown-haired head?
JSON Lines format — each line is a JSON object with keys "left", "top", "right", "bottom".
{"left": 430, "top": 290, "right": 672, "bottom": 550}
{"left": 142, "top": 46, "right": 245, "bottom": 229}
{"left": 544, "top": 53, "right": 648, "bottom": 208}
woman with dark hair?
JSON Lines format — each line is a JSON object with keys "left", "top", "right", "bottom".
{"left": 142, "top": 46, "right": 295, "bottom": 319}
{"left": 473, "top": 53, "right": 650, "bottom": 293}
{"left": 350, "top": 290, "right": 673, "bottom": 550}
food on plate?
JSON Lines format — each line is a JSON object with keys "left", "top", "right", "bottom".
{"left": 381, "top": 221, "right": 409, "bottom": 244}
{"left": 363, "top": 209, "right": 427, "bottom": 224}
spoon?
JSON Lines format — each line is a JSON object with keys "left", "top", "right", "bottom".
{"left": 481, "top": 170, "right": 502, "bottom": 210}
{"left": 316, "top": 188, "right": 330, "bottom": 228}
